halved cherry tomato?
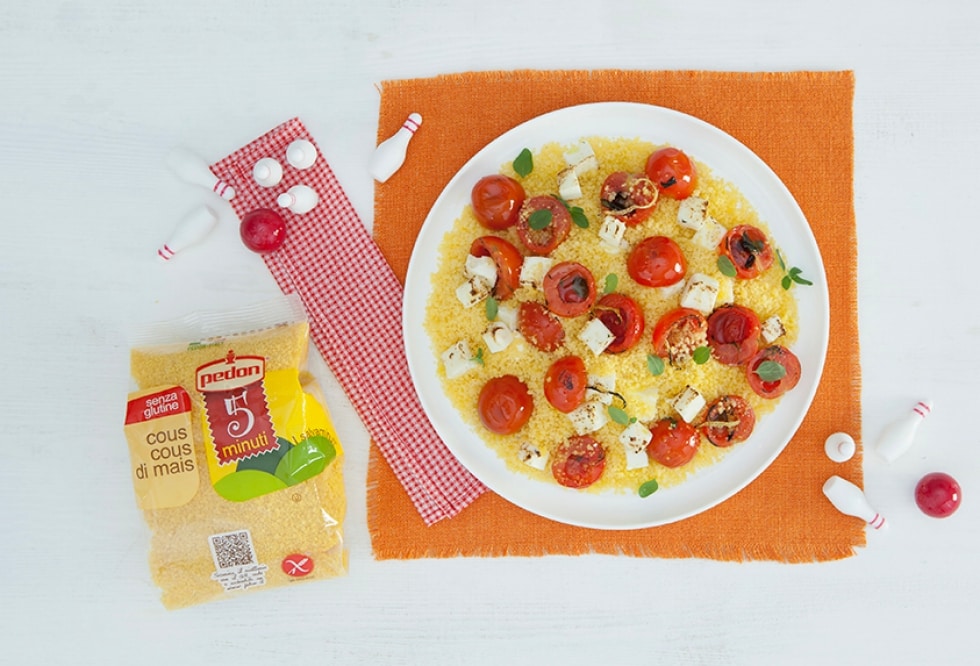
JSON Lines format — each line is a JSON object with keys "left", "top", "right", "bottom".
{"left": 477, "top": 375, "right": 533, "bottom": 435}
{"left": 517, "top": 301, "right": 565, "bottom": 352}
{"left": 651, "top": 307, "right": 708, "bottom": 365}
{"left": 516, "top": 196, "right": 572, "bottom": 255}
{"left": 627, "top": 236, "right": 687, "bottom": 287}
{"left": 701, "top": 395, "right": 756, "bottom": 447}
{"left": 543, "top": 356, "right": 588, "bottom": 413}
{"left": 706, "top": 304, "right": 761, "bottom": 366}
{"left": 644, "top": 147, "right": 697, "bottom": 200}
{"left": 646, "top": 418, "right": 700, "bottom": 468}
{"left": 599, "top": 171, "right": 659, "bottom": 227}
{"left": 594, "top": 293, "right": 645, "bottom": 354}
{"left": 542, "top": 262, "right": 596, "bottom": 317}
{"left": 470, "top": 236, "right": 524, "bottom": 300}
{"left": 551, "top": 435, "right": 606, "bottom": 488}
{"left": 719, "top": 225, "right": 774, "bottom": 279}
{"left": 471, "top": 175, "right": 525, "bottom": 230}
{"left": 746, "top": 345, "right": 801, "bottom": 399}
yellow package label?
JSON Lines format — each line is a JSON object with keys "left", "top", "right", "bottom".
{"left": 124, "top": 386, "right": 199, "bottom": 509}
{"left": 193, "top": 348, "right": 340, "bottom": 502}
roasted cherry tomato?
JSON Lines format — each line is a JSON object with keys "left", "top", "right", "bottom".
{"left": 701, "top": 395, "right": 756, "bottom": 447}
{"left": 706, "top": 304, "right": 761, "bottom": 366}
{"left": 594, "top": 293, "right": 645, "bottom": 354}
{"left": 644, "top": 147, "right": 697, "bottom": 200}
{"left": 646, "top": 418, "right": 700, "bottom": 468}
{"left": 627, "top": 236, "right": 687, "bottom": 287}
{"left": 651, "top": 307, "right": 708, "bottom": 365}
{"left": 517, "top": 301, "right": 565, "bottom": 352}
{"left": 599, "top": 171, "right": 659, "bottom": 227}
{"left": 471, "top": 175, "right": 525, "bottom": 231}
{"left": 516, "top": 195, "right": 572, "bottom": 255}
{"left": 477, "top": 375, "right": 533, "bottom": 435}
{"left": 543, "top": 356, "right": 588, "bottom": 413}
{"left": 551, "top": 435, "right": 607, "bottom": 488}
{"left": 470, "top": 236, "right": 524, "bottom": 300}
{"left": 719, "top": 224, "right": 774, "bottom": 279}
{"left": 746, "top": 345, "right": 801, "bottom": 399}
{"left": 542, "top": 261, "right": 597, "bottom": 317}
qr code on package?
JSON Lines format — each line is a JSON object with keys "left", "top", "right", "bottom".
{"left": 208, "top": 530, "right": 257, "bottom": 570}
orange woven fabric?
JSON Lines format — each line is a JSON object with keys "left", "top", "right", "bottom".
{"left": 369, "top": 70, "right": 862, "bottom": 561}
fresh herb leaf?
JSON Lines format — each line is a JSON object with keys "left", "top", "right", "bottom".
{"left": 638, "top": 479, "right": 659, "bottom": 498}
{"left": 570, "top": 206, "right": 589, "bottom": 228}
{"left": 754, "top": 359, "right": 786, "bottom": 382}
{"left": 791, "top": 273, "right": 813, "bottom": 286}
{"left": 603, "top": 273, "right": 619, "bottom": 295}
{"left": 776, "top": 249, "right": 787, "bottom": 272}
{"left": 528, "top": 208, "right": 552, "bottom": 230}
{"left": 474, "top": 347, "right": 485, "bottom": 366}
{"left": 485, "top": 295, "right": 498, "bottom": 321}
{"left": 693, "top": 346, "right": 711, "bottom": 365}
{"left": 647, "top": 354, "right": 665, "bottom": 376}
{"left": 513, "top": 148, "right": 533, "bottom": 178}
{"left": 781, "top": 275, "right": 792, "bottom": 290}
{"left": 608, "top": 406, "right": 630, "bottom": 426}
{"left": 717, "top": 255, "right": 737, "bottom": 278}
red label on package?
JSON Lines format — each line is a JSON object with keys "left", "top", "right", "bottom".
{"left": 197, "top": 351, "right": 277, "bottom": 466}
{"left": 125, "top": 386, "right": 192, "bottom": 425}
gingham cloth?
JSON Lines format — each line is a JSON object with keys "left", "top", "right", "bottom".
{"left": 210, "top": 117, "right": 487, "bottom": 525}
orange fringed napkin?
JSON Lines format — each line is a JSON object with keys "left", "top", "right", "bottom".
{"left": 369, "top": 70, "right": 861, "bottom": 561}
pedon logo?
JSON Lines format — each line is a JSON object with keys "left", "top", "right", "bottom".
{"left": 196, "top": 351, "right": 266, "bottom": 393}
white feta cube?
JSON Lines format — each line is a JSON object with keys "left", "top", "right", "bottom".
{"left": 557, "top": 167, "right": 583, "bottom": 201}
{"left": 518, "top": 442, "right": 549, "bottom": 470}
{"left": 671, "top": 385, "right": 706, "bottom": 423}
{"left": 464, "top": 254, "right": 498, "bottom": 285}
{"left": 677, "top": 196, "right": 709, "bottom": 232}
{"left": 567, "top": 400, "right": 610, "bottom": 435}
{"left": 441, "top": 340, "right": 480, "bottom": 379}
{"left": 586, "top": 374, "right": 616, "bottom": 405}
{"left": 563, "top": 140, "right": 598, "bottom": 175}
{"left": 761, "top": 315, "right": 786, "bottom": 343}
{"left": 455, "top": 276, "right": 492, "bottom": 309}
{"left": 482, "top": 321, "right": 514, "bottom": 353}
{"left": 519, "top": 256, "right": 554, "bottom": 291}
{"left": 598, "top": 215, "right": 627, "bottom": 252}
{"left": 619, "top": 421, "right": 653, "bottom": 470}
{"left": 496, "top": 303, "right": 519, "bottom": 329}
{"left": 692, "top": 217, "right": 728, "bottom": 251}
{"left": 679, "top": 272, "right": 720, "bottom": 315}
{"left": 629, "top": 386, "right": 661, "bottom": 422}
{"left": 577, "top": 318, "right": 616, "bottom": 355}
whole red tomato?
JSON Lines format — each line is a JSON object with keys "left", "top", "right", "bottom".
{"left": 471, "top": 175, "right": 525, "bottom": 230}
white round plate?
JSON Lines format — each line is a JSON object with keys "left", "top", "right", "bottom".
{"left": 403, "top": 102, "right": 829, "bottom": 530}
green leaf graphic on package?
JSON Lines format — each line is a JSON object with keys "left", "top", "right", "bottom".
{"left": 214, "top": 435, "right": 338, "bottom": 502}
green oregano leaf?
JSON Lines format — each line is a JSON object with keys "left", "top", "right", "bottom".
{"left": 791, "top": 273, "right": 813, "bottom": 286}
{"left": 638, "top": 479, "right": 659, "bottom": 498}
{"left": 608, "top": 406, "right": 630, "bottom": 426}
{"left": 781, "top": 275, "right": 793, "bottom": 290}
{"left": 513, "top": 148, "right": 533, "bottom": 177}
{"left": 570, "top": 206, "right": 589, "bottom": 228}
{"left": 647, "top": 354, "right": 665, "bottom": 376}
{"left": 485, "top": 295, "right": 499, "bottom": 321}
{"left": 474, "top": 347, "right": 485, "bottom": 366}
{"left": 717, "top": 255, "right": 737, "bottom": 278}
{"left": 528, "top": 208, "right": 552, "bottom": 230}
{"left": 776, "top": 249, "right": 787, "bottom": 272}
{"left": 692, "top": 346, "right": 711, "bottom": 365}
{"left": 754, "top": 359, "right": 786, "bottom": 382}
{"left": 603, "top": 273, "right": 619, "bottom": 295}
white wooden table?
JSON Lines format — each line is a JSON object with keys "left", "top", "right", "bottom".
{"left": 2, "top": 1, "right": 978, "bottom": 663}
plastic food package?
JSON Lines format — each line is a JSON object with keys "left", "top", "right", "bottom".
{"left": 123, "top": 295, "right": 347, "bottom": 609}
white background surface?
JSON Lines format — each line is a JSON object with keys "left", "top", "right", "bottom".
{"left": 2, "top": 1, "right": 978, "bottom": 664}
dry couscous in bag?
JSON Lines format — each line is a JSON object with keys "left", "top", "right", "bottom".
{"left": 123, "top": 295, "right": 346, "bottom": 609}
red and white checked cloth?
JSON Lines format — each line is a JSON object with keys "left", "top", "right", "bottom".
{"left": 210, "top": 117, "right": 487, "bottom": 525}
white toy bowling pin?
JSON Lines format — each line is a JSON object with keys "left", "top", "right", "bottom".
{"left": 822, "top": 475, "right": 886, "bottom": 530}
{"left": 369, "top": 112, "right": 422, "bottom": 183}
{"left": 165, "top": 147, "right": 235, "bottom": 200}
{"left": 875, "top": 399, "right": 932, "bottom": 462}
{"left": 285, "top": 139, "right": 318, "bottom": 170}
{"left": 157, "top": 206, "right": 217, "bottom": 261}
{"left": 277, "top": 185, "right": 319, "bottom": 215}
{"left": 824, "top": 432, "right": 856, "bottom": 463}
{"left": 252, "top": 157, "right": 283, "bottom": 188}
